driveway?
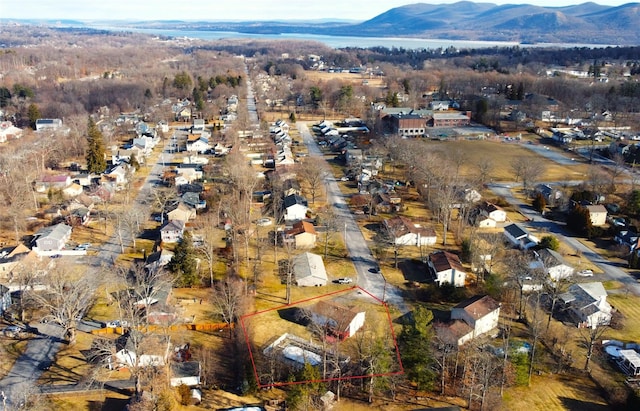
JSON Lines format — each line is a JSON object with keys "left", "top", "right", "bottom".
{"left": 0, "top": 323, "right": 65, "bottom": 407}
{"left": 298, "top": 123, "right": 409, "bottom": 314}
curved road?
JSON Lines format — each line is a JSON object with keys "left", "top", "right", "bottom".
{"left": 298, "top": 123, "right": 409, "bottom": 314}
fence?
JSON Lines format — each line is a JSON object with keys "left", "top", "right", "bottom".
{"left": 91, "top": 322, "right": 234, "bottom": 335}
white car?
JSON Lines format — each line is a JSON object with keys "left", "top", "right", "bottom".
{"left": 105, "top": 320, "right": 129, "bottom": 328}
{"left": 577, "top": 269, "right": 594, "bottom": 277}
{"left": 336, "top": 277, "right": 353, "bottom": 284}
{"left": 256, "top": 218, "right": 273, "bottom": 227}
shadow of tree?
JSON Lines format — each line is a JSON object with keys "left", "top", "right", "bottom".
{"left": 559, "top": 396, "right": 612, "bottom": 411}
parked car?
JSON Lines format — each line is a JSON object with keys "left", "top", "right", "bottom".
{"left": 105, "top": 320, "right": 129, "bottom": 328}
{"left": 256, "top": 218, "right": 273, "bottom": 227}
{"left": 335, "top": 277, "right": 353, "bottom": 284}
{"left": 2, "top": 325, "right": 27, "bottom": 338}
{"left": 577, "top": 269, "right": 594, "bottom": 277}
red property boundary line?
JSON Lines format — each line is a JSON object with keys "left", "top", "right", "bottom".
{"left": 240, "top": 285, "right": 405, "bottom": 388}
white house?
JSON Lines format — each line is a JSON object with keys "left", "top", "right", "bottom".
{"left": 283, "top": 194, "right": 308, "bottom": 222}
{"left": 428, "top": 250, "right": 466, "bottom": 287}
{"left": 170, "top": 361, "right": 201, "bottom": 387}
{"left": 186, "top": 135, "right": 211, "bottom": 154}
{"left": 35, "top": 118, "right": 63, "bottom": 132}
{"left": 160, "top": 220, "right": 186, "bottom": 243}
{"left": 309, "top": 300, "right": 365, "bottom": 339}
{"left": 112, "top": 332, "right": 171, "bottom": 369}
{"left": 383, "top": 216, "right": 437, "bottom": 247}
{"left": 532, "top": 248, "right": 574, "bottom": 281}
{"left": 451, "top": 295, "right": 501, "bottom": 345}
{"left": 32, "top": 223, "right": 72, "bottom": 252}
{"left": 560, "top": 282, "right": 612, "bottom": 328}
{"left": 293, "top": 252, "right": 327, "bottom": 287}
{"left": 504, "top": 223, "right": 539, "bottom": 249}
{"left": 479, "top": 201, "right": 507, "bottom": 223}
{"left": 0, "top": 121, "right": 22, "bottom": 142}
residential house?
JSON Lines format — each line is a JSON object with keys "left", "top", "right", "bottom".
{"left": 437, "top": 295, "right": 501, "bottom": 346}
{"left": 186, "top": 135, "right": 211, "bottom": 154}
{"left": 309, "top": 300, "right": 366, "bottom": 339}
{"left": 283, "top": 179, "right": 302, "bottom": 197}
{"left": 559, "top": 282, "right": 612, "bottom": 328}
{"left": 35, "top": 174, "right": 72, "bottom": 192}
{"left": 0, "top": 244, "right": 31, "bottom": 279}
{"left": 479, "top": 202, "right": 507, "bottom": 223}
{"left": 615, "top": 230, "right": 640, "bottom": 252}
{"left": 373, "top": 192, "right": 402, "bottom": 213}
{"left": 192, "top": 118, "right": 205, "bottom": 132}
{"left": 283, "top": 221, "right": 317, "bottom": 249}
{"left": 503, "top": 223, "right": 539, "bottom": 249}
{"left": 112, "top": 331, "right": 171, "bottom": 368}
{"left": 32, "top": 223, "right": 72, "bottom": 252}
{"left": 160, "top": 220, "right": 186, "bottom": 243}
{"left": 344, "top": 149, "right": 364, "bottom": 166}
{"left": 0, "top": 121, "right": 22, "bottom": 142}
{"left": 586, "top": 204, "right": 608, "bottom": 226}
{"left": 145, "top": 249, "right": 174, "bottom": 273}
{"left": 170, "top": 361, "right": 201, "bottom": 387}
{"left": 428, "top": 250, "right": 466, "bottom": 287}
{"left": 293, "top": 252, "right": 327, "bottom": 287}
{"left": 181, "top": 192, "right": 206, "bottom": 210}
{"left": 0, "top": 284, "right": 11, "bottom": 316}
{"left": 383, "top": 216, "right": 437, "bottom": 247}
{"left": 35, "top": 118, "right": 63, "bottom": 132}
{"left": 283, "top": 194, "right": 308, "bottom": 222}
{"left": 535, "top": 183, "right": 562, "bottom": 205}
{"left": 177, "top": 165, "right": 203, "bottom": 183}
{"left": 167, "top": 203, "right": 196, "bottom": 222}
{"left": 102, "top": 164, "right": 131, "bottom": 186}
{"left": 67, "top": 207, "right": 91, "bottom": 226}
{"left": 62, "top": 183, "right": 84, "bottom": 198}
{"left": 470, "top": 213, "right": 497, "bottom": 228}
{"left": 174, "top": 106, "right": 192, "bottom": 122}
{"left": 532, "top": 248, "right": 574, "bottom": 281}
{"left": 111, "top": 146, "right": 146, "bottom": 166}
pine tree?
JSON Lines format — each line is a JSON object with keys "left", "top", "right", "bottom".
{"left": 27, "top": 103, "right": 41, "bottom": 130}
{"left": 86, "top": 117, "right": 106, "bottom": 173}
{"left": 168, "top": 231, "right": 198, "bottom": 287}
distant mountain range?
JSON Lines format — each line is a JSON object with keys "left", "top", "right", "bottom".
{"left": 8, "top": 2, "right": 640, "bottom": 46}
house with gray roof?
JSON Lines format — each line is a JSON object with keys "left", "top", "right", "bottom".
{"left": 293, "top": 252, "right": 327, "bottom": 287}
{"left": 560, "top": 282, "right": 612, "bottom": 328}
{"left": 532, "top": 248, "right": 574, "bottom": 281}
{"left": 32, "top": 223, "right": 72, "bottom": 252}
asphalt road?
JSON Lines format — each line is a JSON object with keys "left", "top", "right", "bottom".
{"left": 488, "top": 182, "right": 640, "bottom": 296}
{"left": 298, "top": 123, "right": 409, "bottom": 313}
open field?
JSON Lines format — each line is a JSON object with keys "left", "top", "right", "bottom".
{"left": 432, "top": 139, "right": 590, "bottom": 182}
{"left": 503, "top": 374, "right": 611, "bottom": 411}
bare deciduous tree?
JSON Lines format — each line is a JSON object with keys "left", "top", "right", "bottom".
{"left": 31, "top": 267, "right": 96, "bottom": 345}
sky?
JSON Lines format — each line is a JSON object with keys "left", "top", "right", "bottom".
{"left": 3, "top": 0, "right": 633, "bottom": 21}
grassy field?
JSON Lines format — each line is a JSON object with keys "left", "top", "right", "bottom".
{"left": 503, "top": 374, "right": 611, "bottom": 411}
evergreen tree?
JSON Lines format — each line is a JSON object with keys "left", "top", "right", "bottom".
{"left": 399, "top": 305, "right": 436, "bottom": 390}
{"left": 27, "top": 103, "right": 41, "bottom": 130}
{"left": 286, "top": 362, "right": 325, "bottom": 410}
{"left": 86, "top": 117, "right": 106, "bottom": 173}
{"left": 532, "top": 192, "right": 546, "bottom": 213}
{"left": 168, "top": 231, "right": 198, "bottom": 287}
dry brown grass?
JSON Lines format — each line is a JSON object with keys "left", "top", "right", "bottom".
{"left": 0, "top": 337, "right": 28, "bottom": 379}
{"left": 432, "top": 139, "right": 589, "bottom": 182}
{"left": 503, "top": 373, "right": 611, "bottom": 411}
